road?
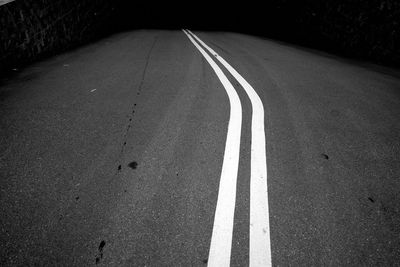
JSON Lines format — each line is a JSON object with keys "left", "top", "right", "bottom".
{"left": 1, "top": 30, "right": 400, "bottom": 266}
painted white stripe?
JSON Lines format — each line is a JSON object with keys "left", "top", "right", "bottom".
{"left": 187, "top": 30, "right": 272, "bottom": 267}
{"left": 182, "top": 30, "right": 242, "bottom": 267}
{"left": 0, "top": 0, "right": 16, "bottom": 6}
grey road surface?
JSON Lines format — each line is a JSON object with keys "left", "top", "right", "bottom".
{"left": 1, "top": 30, "right": 400, "bottom": 266}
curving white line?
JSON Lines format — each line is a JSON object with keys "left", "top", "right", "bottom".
{"left": 187, "top": 30, "right": 272, "bottom": 267}
{"left": 182, "top": 30, "right": 242, "bottom": 267}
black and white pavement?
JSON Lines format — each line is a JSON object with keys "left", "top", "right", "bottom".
{"left": 1, "top": 30, "right": 400, "bottom": 266}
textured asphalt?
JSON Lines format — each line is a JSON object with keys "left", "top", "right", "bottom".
{"left": 1, "top": 30, "right": 400, "bottom": 266}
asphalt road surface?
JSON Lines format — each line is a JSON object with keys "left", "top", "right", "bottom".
{"left": 1, "top": 30, "right": 400, "bottom": 266}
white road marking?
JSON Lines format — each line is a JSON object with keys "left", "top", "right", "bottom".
{"left": 183, "top": 30, "right": 242, "bottom": 267}
{"left": 0, "top": 0, "right": 16, "bottom": 7}
{"left": 186, "top": 30, "right": 272, "bottom": 266}
{"left": 90, "top": 89, "right": 97, "bottom": 92}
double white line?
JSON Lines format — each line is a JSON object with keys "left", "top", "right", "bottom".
{"left": 182, "top": 30, "right": 272, "bottom": 266}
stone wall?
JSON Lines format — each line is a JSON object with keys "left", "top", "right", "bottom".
{"left": 0, "top": 0, "right": 116, "bottom": 73}
{"left": 317, "top": 1, "right": 400, "bottom": 65}
{"left": 1, "top": 0, "right": 399, "bottom": 69}
{"left": 260, "top": 0, "right": 400, "bottom": 66}
{"left": 200, "top": 0, "right": 400, "bottom": 66}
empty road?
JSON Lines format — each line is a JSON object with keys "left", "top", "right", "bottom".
{"left": 1, "top": 30, "right": 400, "bottom": 266}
